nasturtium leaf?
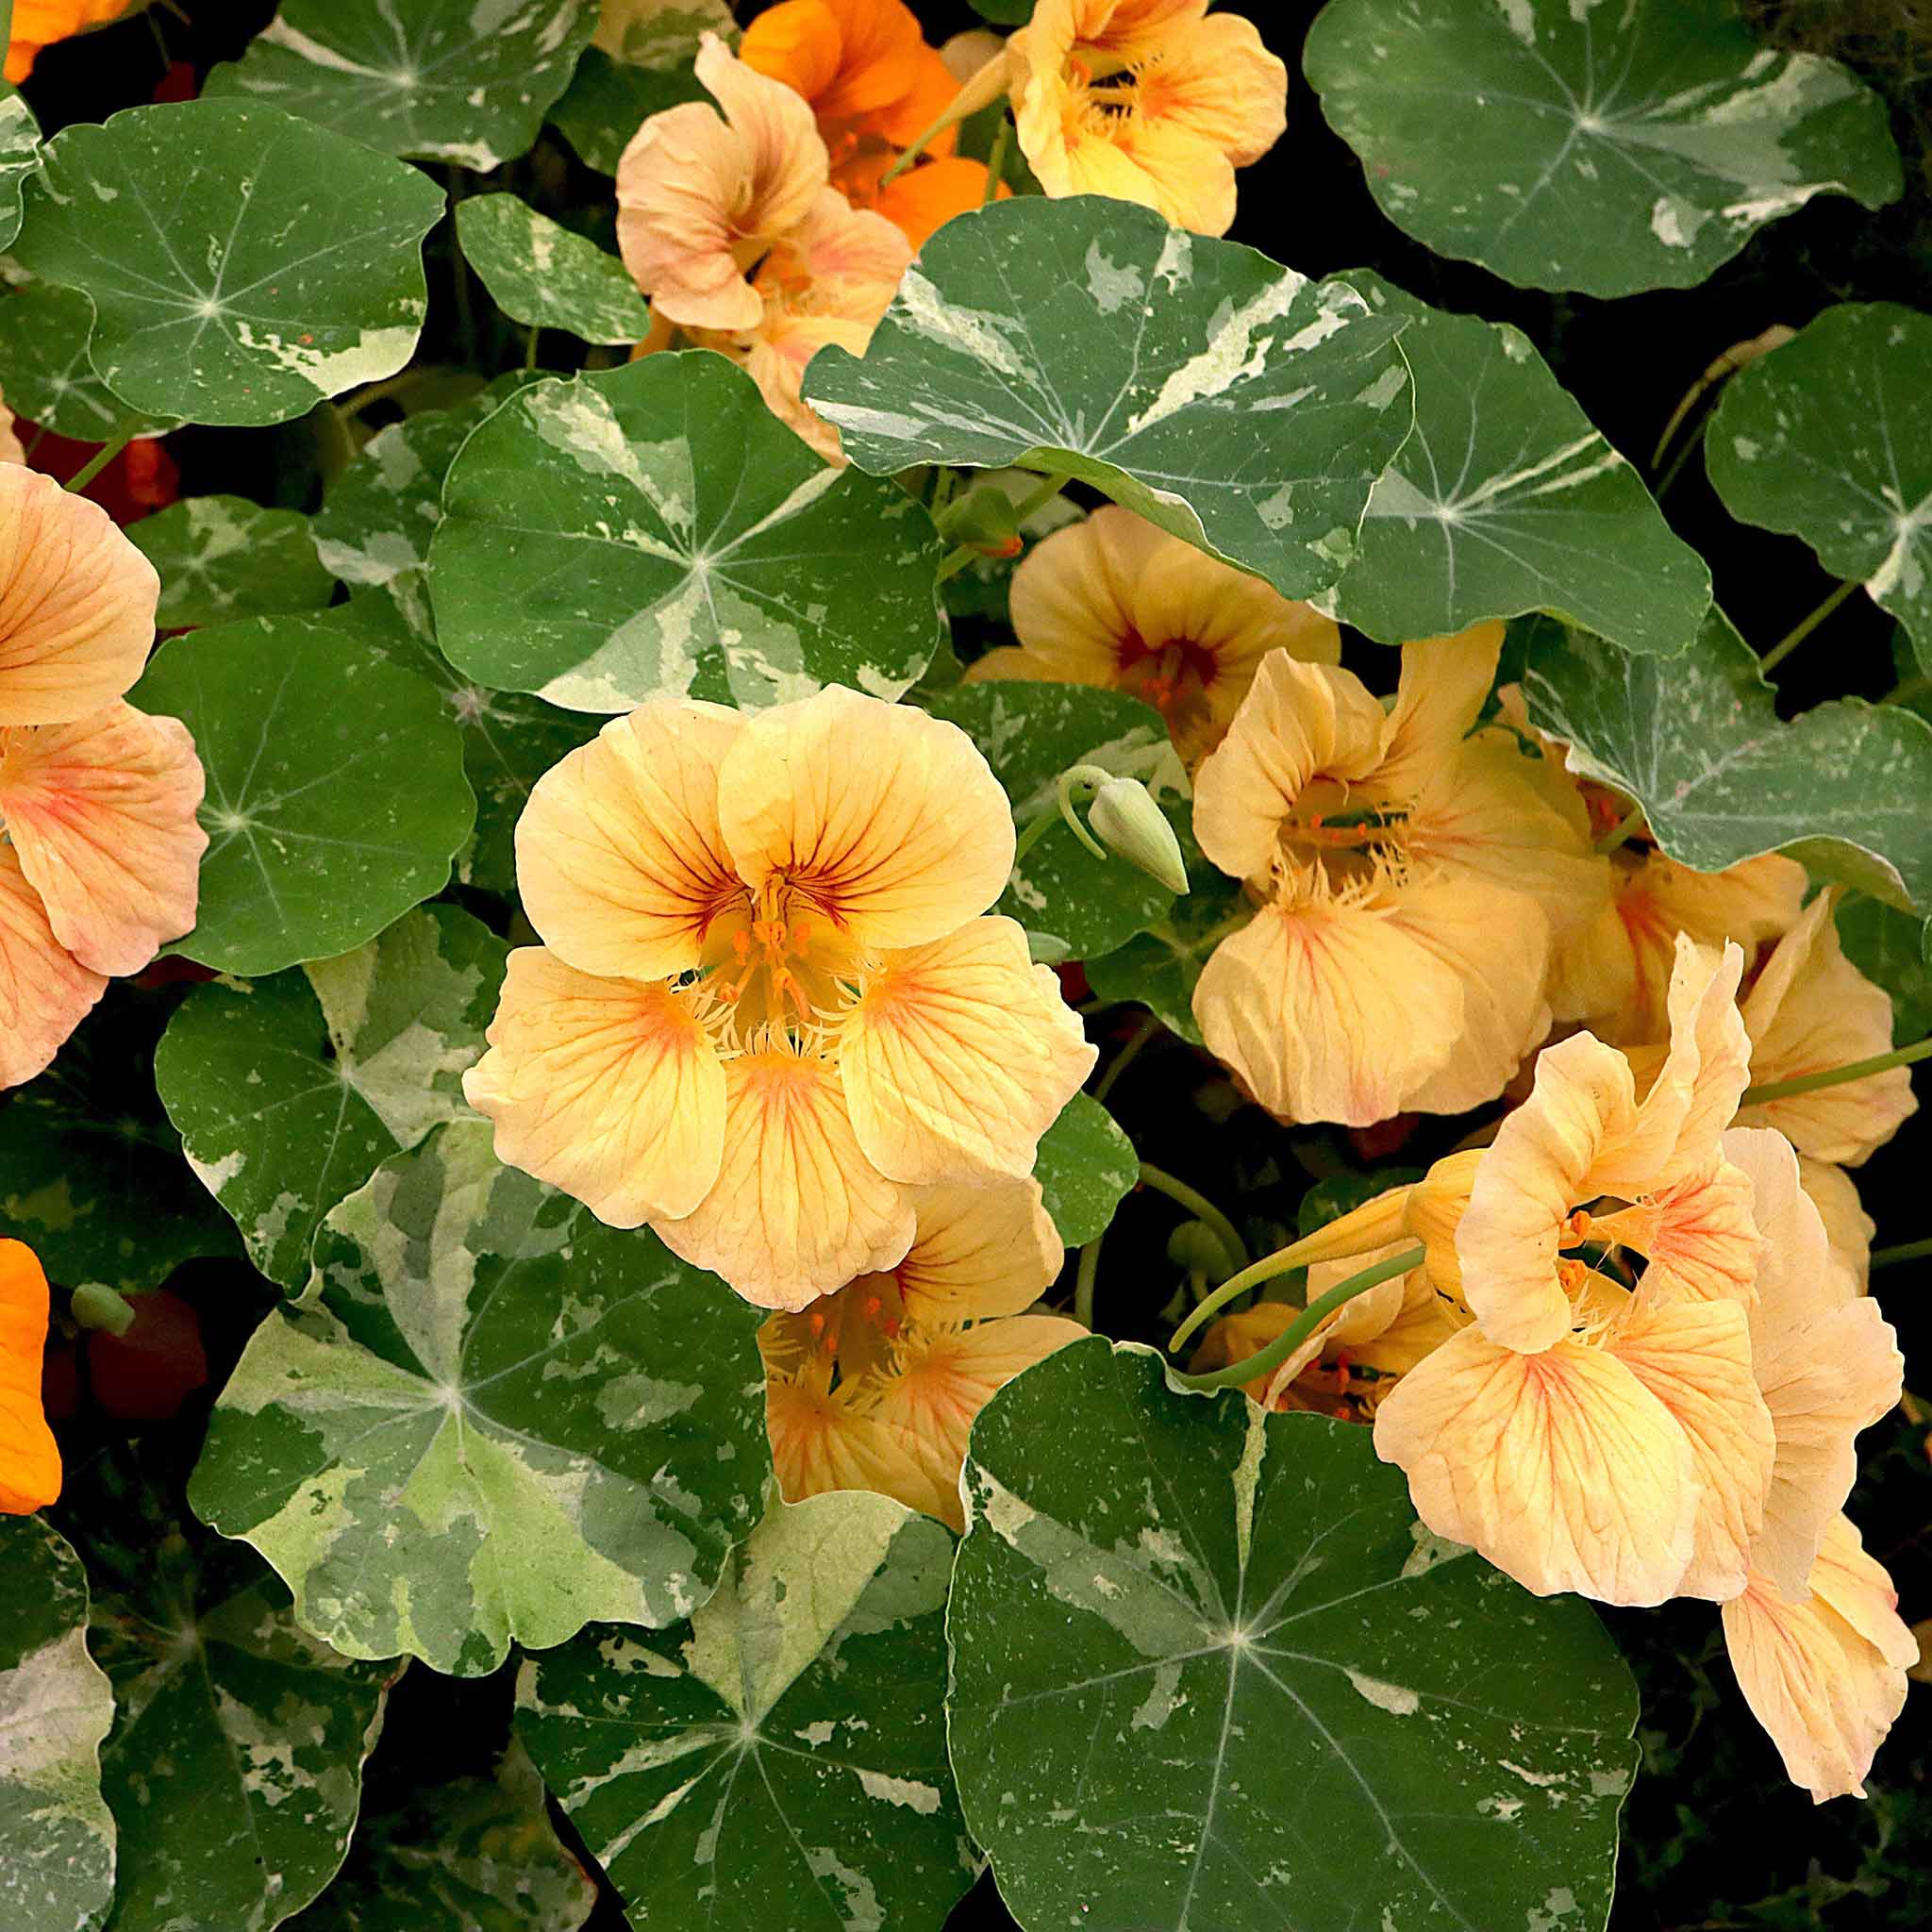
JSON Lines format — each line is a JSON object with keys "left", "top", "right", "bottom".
{"left": 129, "top": 495, "right": 337, "bottom": 629}
{"left": 457, "top": 194, "right": 652, "bottom": 345}
{"left": 0, "top": 1518, "right": 115, "bottom": 1932}
{"left": 284, "top": 1738, "right": 594, "bottom": 1932}
{"left": 1303, "top": 0, "right": 1902, "bottom": 298}
{"left": 803, "top": 196, "right": 1413, "bottom": 601}
{"left": 547, "top": 47, "right": 705, "bottom": 173}
{"left": 0, "top": 279, "right": 177, "bottom": 441}
{"left": 517, "top": 1491, "right": 972, "bottom": 1932}
{"left": 928, "top": 684, "right": 1176, "bottom": 958}
{"left": 1033, "top": 1092, "right": 1138, "bottom": 1248}
{"left": 156, "top": 905, "right": 508, "bottom": 1291}
{"left": 1520, "top": 608, "right": 1932, "bottom": 910}
{"left": 1330, "top": 272, "right": 1709, "bottom": 653}
{"left": 0, "top": 88, "right": 42, "bottom": 253}
{"left": 191, "top": 1120, "right": 771, "bottom": 1677}
{"left": 206, "top": 0, "right": 595, "bottom": 169}
{"left": 12, "top": 100, "right": 444, "bottom": 427}
{"left": 428, "top": 352, "right": 944, "bottom": 711}
{"left": 1837, "top": 897, "right": 1932, "bottom": 1043}
{"left": 1083, "top": 862, "right": 1243, "bottom": 1048}
{"left": 59, "top": 1453, "right": 396, "bottom": 1932}
{"left": 951, "top": 1340, "right": 1639, "bottom": 1931}
{"left": 1706, "top": 304, "right": 1932, "bottom": 663}
{"left": 0, "top": 987, "right": 240, "bottom": 1296}
{"left": 132, "top": 614, "right": 475, "bottom": 974}
{"left": 591, "top": 0, "right": 733, "bottom": 66}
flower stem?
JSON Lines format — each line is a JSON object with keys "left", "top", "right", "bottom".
{"left": 1872, "top": 1238, "right": 1932, "bottom": 1271}
{"left": 63, "top": 433, "right": 134, "bottom": 494}
{"left": 1091, "top": 1014, "right": 1158, "bottom": 1105}
{"left": 1073, "top": 1231, "right": 1104, "bottom": 1330}
{"left": 981, "top": 115, "right": 1012, "bottom": 206}
{"left": 878, "top": 52, "right": 1011, "bottom": 187}
{"left": 934, "top": 470, "right": 1068, "bottom": 583}
{"left": 1011, "top": 807, "right": 1058, "bottom": 867}
{"left": 1759, "top": 578, "right": 1860, "bottom": 675}
{"left": 1137, "top": 1162, "right": 1250, "bottom": 1272}
{"left": 1592, "top": 802, "right": 1645, "bottom": 854}
{"left": 1740, "top": 1035, "right": 1932, "bottom": 1107}
{"left": 1174, "top": 1245, "right": 1424, "bottom": 1393}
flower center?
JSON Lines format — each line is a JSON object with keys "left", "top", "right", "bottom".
{"left": 1114, "top": 630, "right": 1218, "bottom": 737}
{"left": 696, "top": 879, "right": 865, "bottom": 1055}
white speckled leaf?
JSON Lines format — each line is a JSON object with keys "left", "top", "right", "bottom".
{"left": 129, "top": 496, "right": 337, "bottom": 629}
{"left": 591, "top": 0, "right": 733, "bottom": 66}
{"left": 1837, "top": 898, "right": 1932, "bottom": 1041}
{"left": 155, "top": 904, "right": 508, "bottom": 1291}
{"left": 206, "top": 0, "right": 595, "bottom": 170}
{"left": 12, "top": 100, "right": 444, "bottom": 427}
{"left": 131, "top": 614, "right": 475, "bottom": 974}
{"left": 427, "top": 352, "right": 944, "bottom": 712}
{"left": 805, "top": 197, "right": 1413, "bottom": 602}
{"left": 60, "top": 1453, "right": 396, "bottom": 1932}
{"left": 456, "top": 194, "right": 652, "bottom": 344}
{"left": 0, "top": 88, "right": 42, "bottom": 253}
{"left": 1083, "top": 858, "right": 1243, "bottom": 1049}
{"left": 0, "top": 1518, "right": 114, "bottom": 1932}
{"left": 548, "top": 3, "right": 729, "bottom": 173}
{"left": 190, "top": 1121, "right": 771, "bottom": 1677}
{"left": 951, "top": 1340, "right": 1638, "bottom": 1931}
{"left": 1706, "top": 304, "right": 1932, "bottom": 665}
{"left": 1303, "top": 0, "right": 1901, "bottom": 298}
{"left": 1032, "top": 1093, "right": 1137, "bottom": 1248}
{"left": 1520, "top": 607, "right": 1932, "bottom": 909}
{"left": 929, "top": 684, "right": 1178, "bottom": 958}
{"left": 284, "top": 1738, "right": 594, "bottom": 1932}
{"left": 1332, "top": 272, "right": 1709, "bottom": 652}
{"left": 0, "top": 280, "right": 177, "bottom": 441}
{"left": 517, "top": 1491, "right": 973, "bottom": 1932}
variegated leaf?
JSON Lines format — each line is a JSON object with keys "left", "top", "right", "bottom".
{"left": 456, "top": 194, "right": 652, "bottom": 345}
{"left": 129, "top": 495, "right": 337, "bottom": 630}
{"left": 1032, "top": 1093, "right": 1138, "bottom": 1249}
{"left": 0, "top": 87, "right": 42, "bottom": 253}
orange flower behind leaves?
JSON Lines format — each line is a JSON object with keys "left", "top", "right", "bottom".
{"left": 0, "top": 1240, "right": 59, "bottom": 1513}
{"left": 7, "top": 0, "right": 142, "bottom": 83}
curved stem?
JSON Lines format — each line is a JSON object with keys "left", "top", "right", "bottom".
{"left": 1760, "top": 578, "right": 1860, "bottom": 675}
{"left": 1871, "top": 1238, "right": 1932, "bottom": 1271}
{"left": 1091, "top": 1013, "right": 1157, "bottom": 1105}
{"left": 1011, "top": 806, "right": 1058, "bottom": 868}
{"left": 1137, "top": 1162, "right": 1249, "bottom": 1272}
{"left": 1174, "top": 1246, "right": 1424, "bottom": 1393}
{"left": 1056, "top": 764, "right": 1110, "bottom": 860}
{"left": 63, "top": 433, "right": 133, "bottom": 494}
{"left": 1073, "top": 1232, "right": 1104, "bottom": 1330}
{"left": 1740, "top": 1035, "right": 1932, "bottom": 1107}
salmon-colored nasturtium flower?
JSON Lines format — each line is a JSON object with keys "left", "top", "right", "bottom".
{"left": 1008, "top": 0, "right": 1287, "bottom": 235}
{"left": 761, "top": 1179, "right": 1082, "bottom": 1528}
{"left": 1189, "top": 624, "right": 1602, "bottom": 1126}
{"left": 465, "top": 686, "right": 1095, "bottom": 1310}
{"left": 0, "top": 466, "right": 205, "bottom": 1089}
{"left": 964, "top": 505, "right": 1341, "bottom": 764}
{"left": 7, "top": 0, "right": 142, "bottom": 83}
{"left": 0, "top": 1239, "right": 59, "bottom": 1512}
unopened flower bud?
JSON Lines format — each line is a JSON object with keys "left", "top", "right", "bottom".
{"left": 937, "top": 484, "right": 1024, "bottom": 558}
{"left": 70, "top": 1283, "right": 137, "bottom": 1338}
{"left": 1168, "top": 1219, "right": 1238, "bottom": 1277}
{"left": 1087, "top": 777, "right": 1189, "bottom": 895}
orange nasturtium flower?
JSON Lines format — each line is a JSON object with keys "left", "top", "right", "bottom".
{"left": 1189, "top": 624, "right": 1603, "bottom": 1126}
{"left": 6, "top": 0, "right": 142, "bottom": 83}
{"left": 964, "top": 506, "right": 1341, "bottom": 764}
{"left": 0, "top": 466, "right": 206, "bottom": 1089}
{"left": 1008, "top": 0, "right": 1288, "bottom": 236}
{"left": 0, "top": 1239, "right": 59, "bottom": 1512}
{"left": 465, "top": 686, "right": 1095, "bottom": 1311}
{"left": 762, "top": 1179, "right": 1083, "bottom": 1529}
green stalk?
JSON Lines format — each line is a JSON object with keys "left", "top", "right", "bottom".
{"left": 1740, "top": 1036, "right": 1932, "bottom": 1107}
{"left": 63, "top": 433, "right": 133, "bottom": 494}
{"left": 1137, "top": 1162, "right": 1250, "bottom": 1272}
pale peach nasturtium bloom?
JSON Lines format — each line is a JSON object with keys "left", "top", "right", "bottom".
{"left": 1190, "top": 623, "right": 1603, "bottom": 1126}
{"left": 761, "top": 1179, "right": 1082, "bottom": 1529}
{"left": 465, "top": 686, "right": 1095, "bottom": 1310}
{"left": 0, "top": 466, "right": 205, "bottom": 1089}
{"left": 964, "top": 505, "right": 1341, "bottom": 764}
{"left": 1374, "top": 941, "right": 1903, "bottom": 1612}
{"left": 1008, "top": 0, "right": 1288, "bottom": 236}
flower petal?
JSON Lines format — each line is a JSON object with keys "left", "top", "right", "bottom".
{"left": 0, "top": 841, "right": 105, "bottom": 1090}
{"left": 993, "top": 508, "right": 1147, "bottom": 688}
{"left": 765, "top": 1373, "right": 953, "bottom": 1522}
{"left": 1630, "top": 1153, "right": 1763, "bottom": 1310}
{"left": 1799, "top": 1156, "right": 1874, "bottom": 1303}
{"left": 842, "top": 915, "right": 1094, "bottom": 1184}
{"left": 463, "top": 948, "right": 725, "bottom": 1226}
{"left": 894, "top": 1179, "right": 1063, "bottom": 1324}
{"left": 0, "top": 1239, "right": 59, "bottom": 1512}
{"left": 0, "top": 466, "right": 158, "bottom": 727}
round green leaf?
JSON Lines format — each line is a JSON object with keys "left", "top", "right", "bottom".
{"left": 0, "top": 1518, "right": 115, "bottom": 1932}
{"left": 1837, "top": 898, "right": 1932, "bottom": 1043}
{"left": 129, "top": 495, "right": 337, "bottom": 629}
{"left": 547, "top": 46, "right": 706, "bottom": 174}
{"left": 928, "top": 683, "right": 1177, "bottom": 958}
{"left": 1520, "top": 607, "right": 1932, "bottom": 911}
{"left": 804, "top": 196, "right": 1413, "bottom": 601}
{"left": 1706, "top": 304, "right": 1932, "bottom": 666}
{"left": 190, "top": 1121, "right": 772, "bottom": 1677}
{"left": 1083, "top": 861, "right": 1243, "bottom": 1048}
{"left": 517, "top": 1491, "right": 973, "bottom": 1932}
{"left": 456, "top": 193, "right": 652, "bottom": 344}
{"left": 12, "top": 100, "right": 445, "bottom": 427}
{"left": 206, "top": 0, "right": 595, "bottom": 169}
{"left": 59, "top": 1452, "right": 396, "bottom": 1932}
{"left": 0, "top": 88, "right": 42, "bottom": 253}
{"left": 0, "top": 279, "right": 177, "bottom": 441}
{"left": 1304, "top": 0, "right": 1902, "bottom": 298}
{"left": 591, "top": 0, "right": 732, "bottom": 66}
{"left": 427, "top": 352, "right": 944, "bottom": 711}
{"left": 951, "top": 1340, "right": 1639, "bottom": 1931}
{"left": 1033, "top": 1092, "right": 1137, "bottom": 1248}
{"left": 1332, "top": 272, "right": 1709, "bottom": 652}
{"left": 132, "top": 614, "right": 475, "bottom": 974}
{"left": 157, "top": 904, "right": 508, "bottom": 1291}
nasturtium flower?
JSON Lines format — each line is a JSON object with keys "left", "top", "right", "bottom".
{"left": 761, "top": 1179, "right": 1081, "bottom": 1528}
{"left": 6, "top": 0, "right": 142, "bottom": 83}
{"left": 1008, "top": 0, "right": 1287, "bottom": 236}
{"left": 1798, "top": 1155, "right": 1874, "bottom": 1301}
{"left": 964, "top": 505, "right": 1341, "bottom": 763}
{"left": 465, "top": 686, "right": 1095, "bottom": 1310}
{"left": 0, "top": 1238, "right": 59, "bottom": 1513}
{"left": 0, "top": 466, "right": 204, "bottom": 1089}
{"left": 1190, "top": 625, "right": 1602, "bottom": 1126}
